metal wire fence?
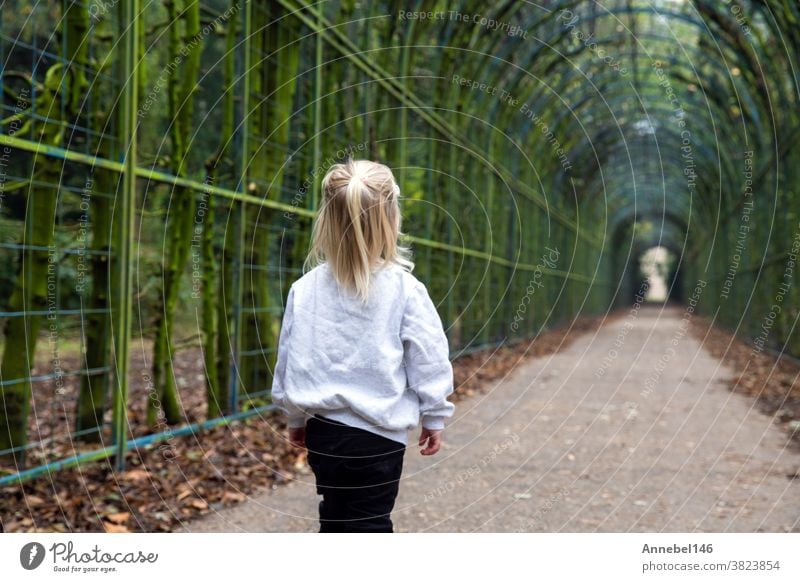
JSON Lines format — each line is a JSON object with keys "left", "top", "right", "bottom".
{"left": 10, "top": 0, "right": 798, "bottom": 489}
{"left": 0, "top": 0, "right": 610, "bottom": 485}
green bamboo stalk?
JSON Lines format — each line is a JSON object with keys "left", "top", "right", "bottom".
{"left": 238, "top": 2, "right": 266, "bottom": 396}
{"left": 202, "top": 0, "right": 239, "bottom": 418}
{"left": 111, "top": 0, "right": 139, "bottom": 471}
{"left": 482, "top": 130, "right": 495, "bottom": 344}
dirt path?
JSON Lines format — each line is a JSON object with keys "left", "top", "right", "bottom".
{"left": 186, "top": 306, "right": 799, "bottom": 532}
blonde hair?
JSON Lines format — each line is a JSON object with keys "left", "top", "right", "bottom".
{"left": 305, "top": 158, "right": 413, "bottom": 302}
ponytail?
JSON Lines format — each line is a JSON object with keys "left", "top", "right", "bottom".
{"left": 306, "top": 159, "right": 413, "bottom": 302}
{"left": 344, "top": 174, "right": 371, "bottom": 298}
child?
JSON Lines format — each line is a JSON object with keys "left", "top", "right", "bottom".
{"left": 271, "top": 158, "right": 455, "bottom": 533}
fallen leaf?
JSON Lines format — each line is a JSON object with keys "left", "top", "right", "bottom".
{"left": 103, "top": 522, "right": 130, "bottom": 533}
{"left": 106, "top": 512, "right": 130, "bottom": 524}
{"left": 189, "top": 498, "right": 208, "bottom": 510}
{"left": 121, "top": 469, "right": 150, "bottom": 482}
{"left": 222, "top": 491, "right": 246, "bottom": 503}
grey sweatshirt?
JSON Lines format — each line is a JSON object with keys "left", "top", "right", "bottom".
{"left": 271, "top": 262, "right": 455, "bottom": 444}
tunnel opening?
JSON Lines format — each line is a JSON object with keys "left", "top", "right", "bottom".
{"left": 612, "top": 217, "right": 686, "bottom": 309}
{"left": 638, "top": 246, "right": 679, "bottom": 305}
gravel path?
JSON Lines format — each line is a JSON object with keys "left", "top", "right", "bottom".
{"left": 186, "top": 306, "right": 799, "bottom": 532}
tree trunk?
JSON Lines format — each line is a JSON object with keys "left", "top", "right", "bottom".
{"left": 0, "top": 165, "right": 60, "bottom": 465}
{"left": 148, "top": 0, "right": 202, "bottom": 426}
{"left": 74, "top": 165, "right": 111, "bottom": 441}
{"left": 0, "top": 0, "right": 89, "bottom": 463}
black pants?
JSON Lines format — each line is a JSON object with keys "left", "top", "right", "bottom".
{"left": 305, "top": 414, "right": 406, "bottom": 533}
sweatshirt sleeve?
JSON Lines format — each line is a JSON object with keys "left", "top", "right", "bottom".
{"left": 271, "top": 286, "right": 307, "bottom": 428}
{"left": 400, "top": 280, "right": 455, "bottom": 430}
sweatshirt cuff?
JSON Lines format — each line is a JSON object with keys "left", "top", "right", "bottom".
{"left": 287, "top": 414, "right": 307, "bottom": 429}
{"left": 421, "top": 415, "right": 445, "bottom": 430}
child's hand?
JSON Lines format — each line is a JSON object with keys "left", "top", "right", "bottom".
{"left": 418, "top": 428, "right": 442, "bottom": 455}
{"left": 288, "top": 426, "right": 306, "bottom": 449}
